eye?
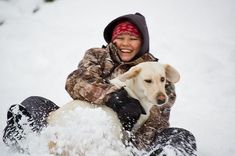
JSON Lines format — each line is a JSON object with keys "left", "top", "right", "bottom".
{"left": 144, "top": 79, "right": 152, "bottom": 83}
{"left": 130, "top": 36, "right": 140, "bottom": 40}
{"left": 160, "top": 77, "right": 165, "bottom": 82}
{"left": 115, "top": 36, "right": 124, "bottom": 40}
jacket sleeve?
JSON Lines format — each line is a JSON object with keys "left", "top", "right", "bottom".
{"left": 131, "top": 81, "right": 176, "bottom": 150}
{"left": 65, "top": 48, "right": 118, "bottom": 105}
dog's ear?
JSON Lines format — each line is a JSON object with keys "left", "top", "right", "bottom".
{"left": 164, "top": 64, "right": 180, "bottom": 83}
{"left": 119, "top": 66, "right": 141, "bottom": 82}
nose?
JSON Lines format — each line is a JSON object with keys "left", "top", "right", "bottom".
{"left": 157, "top": 93, "right": 166, "bottom": 105}
{"left": 121, "top": 38, "right": 130, "bottom": 46}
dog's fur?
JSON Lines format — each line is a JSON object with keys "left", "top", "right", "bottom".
{"left": 109, "top": 62, "right": 180, "bottom": 130}
{"left": 46, "top": 62, "right": 180, "bottom": 155}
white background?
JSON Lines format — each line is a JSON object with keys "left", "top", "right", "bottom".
{"left": 0, "top": 0, "right": 235, "bottom": 155}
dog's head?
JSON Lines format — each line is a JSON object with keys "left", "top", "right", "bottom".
{"left": 114, "top": 62, "right": 180, "bottom": 107}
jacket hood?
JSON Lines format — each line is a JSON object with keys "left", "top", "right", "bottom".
{"left": 103, "top": 12, "right": 149, "bottom": 60}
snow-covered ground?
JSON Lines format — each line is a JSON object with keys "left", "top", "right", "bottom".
{"left": 0, "top": 0, "right": 235, "bottom": 155}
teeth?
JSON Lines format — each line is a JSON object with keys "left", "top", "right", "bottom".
{"left": 121, "top": 49, "right": 131, "bottom": 53}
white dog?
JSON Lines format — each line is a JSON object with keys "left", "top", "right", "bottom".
{"left": 109, "top": 61, "right": 180, "bottom": 131}
{"left": 46, "top": 62, "right": 180, "bottom": 155}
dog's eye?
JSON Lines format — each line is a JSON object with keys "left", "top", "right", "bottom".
{"left": 144, "top": 79, "right": 152, "bottom": 83}
{"left": 160, "top": 77, "right": 165, "bottom": 82}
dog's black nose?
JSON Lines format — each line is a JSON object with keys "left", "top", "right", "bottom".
{"left": 157, "top": 99, "right": 166, "bottom": 105}
{"left": 157, "top": 93, "right": 166, "bottom": 105}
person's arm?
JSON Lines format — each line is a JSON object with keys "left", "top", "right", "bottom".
{"left": 131, "top": 81, "right": 176, "bottom": 150}
{"left": 66, "top": 47, "right": 146, "bottom": 127}
{"left": 65, "top": 48, "right": 118, "bottom": 105}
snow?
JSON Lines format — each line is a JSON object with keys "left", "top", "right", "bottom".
{"left": 26, "top": 106, "right": 132, "bottom": 156}
{"left": 0, "top": 0, "right": 235, "bottom": 155}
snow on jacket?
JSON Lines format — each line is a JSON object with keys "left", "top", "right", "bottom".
{"left": 65, "top": 43, "right": 176, "bottom": 150}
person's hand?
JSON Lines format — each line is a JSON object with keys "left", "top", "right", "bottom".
{"left": 105, "top": 87, "right": 146, "bottom": 131}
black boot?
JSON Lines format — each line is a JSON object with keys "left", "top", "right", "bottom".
{"left": 3, "top": 104, "right": 34, "bottom": 152}
{"left": 2, "top": 96, "right": 59, "bottom": 152}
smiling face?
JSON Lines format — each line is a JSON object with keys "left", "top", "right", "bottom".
{"left": 113, "top": 34, "right": 142, "bottom": 62}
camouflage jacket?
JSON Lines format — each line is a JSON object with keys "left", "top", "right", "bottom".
{"left": 65, "top": 43, "right": 176, "bottom": 150}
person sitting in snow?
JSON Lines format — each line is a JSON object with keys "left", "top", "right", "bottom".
{"left": 2, "top": 13, "right": 196, "bottom": 155}
{"left": 64, "top": 12, "right": 175, "bottom": 149}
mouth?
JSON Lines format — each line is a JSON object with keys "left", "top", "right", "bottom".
{"left": 156, "top": 102, "right": 166, "bottom": 106}
{"left": 120, "top": 49, "right": 132, "bottom": 53}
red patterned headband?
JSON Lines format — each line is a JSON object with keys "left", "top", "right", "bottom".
{"left": 112, "top": 22, "right": 140, "bottom": 41}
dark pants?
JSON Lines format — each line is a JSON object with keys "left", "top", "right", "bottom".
{"left": 2, "top": 96, "right": 59, "bottom": 151}
{"left": 147, "top": 127, "right": 197, "bottom": 156}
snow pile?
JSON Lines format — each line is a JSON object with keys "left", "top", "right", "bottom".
{"left": 24, "top": 107, "right": 133, "bottom": 156}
